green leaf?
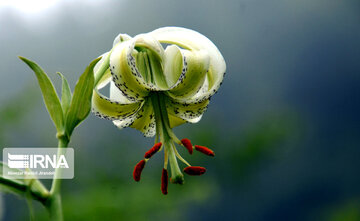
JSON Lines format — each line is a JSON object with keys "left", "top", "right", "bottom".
{"left": 65, "top": 57, "right": 100, "bottom": 136}
{"left": 57, "top": 72, "right": 72, "bottom": 116}
{"left": 0, "top": 162, "right": 49, "bottom": 204}
{"left": 19, "top": 57, "right": 64, "bottom": 133}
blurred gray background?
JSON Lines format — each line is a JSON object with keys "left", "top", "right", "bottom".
{"left": 0, "top": 0, "right": 360, "bottom": 220}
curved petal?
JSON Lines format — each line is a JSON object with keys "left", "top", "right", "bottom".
{"left": 133, "top": 34, "right": 165, "bottom": 60}
{"left": 113, "top": 33, "right": 132, "bottom": 47}
{"left": 135, "top": 45, "right": 168, "bottom": 90}
{"left": 96, "top": 68, "right": 112, "bottom": 90}
{"left": 110, "top": 41, "right": 149, "bottom": 102}
{"left": 165, "top": 96, "right": 210, "bottom": 123}
{"left": 185, "top": 115, "right": 203, "bottom": 124}
{"left": 189, "top": 74, "right": 210, "bottom": 101}
{"left": 163, "top": 45, "right": 184, "bottom": 88}
{"left": 94, "top": 52, "right": 110, "bottom": 88}
{"left": 134, "top": 34, "right": 168, "bottom": 90}
{"left": 109, "top": 81, "right": 132, "bottom": 104}
{"left": 150, "top": 27, "right": 226, "bottom": 103}
{"left": 110, "top": 35, "right": 166, "bottom": 102}
{"left": 167, "top": 48, "right": 210, "bottom": 99}
{"left": 92, "top": 88, "right": 144, "bottom": 121}
{"left": 129, "top": 98, "right": 156, "bottom": 137}
{"left": 113, "top": 116, "right": 138, "bottom": 129}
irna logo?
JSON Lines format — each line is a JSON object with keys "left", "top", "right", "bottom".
{"left": 3, "top": 148, "right": 74, "bottom": 179}
{"left": 8, "top": 153, "right": 69, "bottom": 169}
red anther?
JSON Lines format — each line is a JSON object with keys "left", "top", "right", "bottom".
{"left": 194, "top": 145, "right": 215, "bottom": 157}
{"left": 133, "top": 160, "right": 146, "bottom": 182}
{"left": 181, "top": 138, "right": 193, "bottom": 154}
{"left": 183, "top": 166, "right": 206, "bottom": 176}
{"left": 144, "top": 142, "right": 162, "bottom": 159}
{"left": 161, "top": 168, "right": 168, "bottom": 195}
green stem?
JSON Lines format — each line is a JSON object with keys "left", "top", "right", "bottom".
{"left": 151, "top": 93, "right": 184, "bottom": 184}
{"left": 45, "top": 136, "right": 69, "bottom": 221}
{"left": 50, "top": 138, "right": 68, "bottom": 193}
{"left": 0, "top": 177, "right": 49, "bottom": 204}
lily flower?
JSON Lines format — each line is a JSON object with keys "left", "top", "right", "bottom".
{"left": 92, "top": 27, "right": 226, "bottom": 194}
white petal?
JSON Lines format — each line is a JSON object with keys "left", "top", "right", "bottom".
{"left": 94, "top": 52, "right": 110, "bottom": 89}
{"left": 92, "top": 88, "right": 144, "bottom": 121}
{"left": 110, "top": 81, "right": 132, "bottom": 104}
{"left": 191, "top": 74, "right": 210, "bottom": 100}
{"left": 150, "top": 27, "right": 226, "bottom": 102}
{"left": 165, "top": 96, "right": 210, "bottom": 123}
{"left": 113, "top": 33, "right": 132, "bottom": 47}
{"left": 167, "top": 49, "right": 209, "bottom": 99}
{"left": 186, "top": 115, "right": 202, "bottom": 123}
{"left": 110, "top": 35, "right": 167, "bottom": 102}
{"left": 96, "top": 69, "right": 112, "bottom": 90}
{"left": 163, "top": 45, "right": 185, "bottom": 88}
{"left": 133, "top": 34, "right": 165, "bottom": 60}
{"left": 110, "top": 40, "right": 151, "bottom": 102}
{"left": 130, "top": 99, "right": 156, "bottom": 137}
{"left": 113, "top": 116, "right": 137, "bottom": 129}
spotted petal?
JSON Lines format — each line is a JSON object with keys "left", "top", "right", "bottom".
{"left": 165, "top": 95, "right": 210, "bottom": 124}
{"left": 92, "top": 88, "right": 143, "bottom": 120}
{"left": 103, "top": 81, "right": 156, "bottom": 137}
{"left": 92, "top": 71, "right": 144, "bottom": 125}
{"left": 164, "top": 45, "right": 210, "bottom": 99}
{"left": 150, "top": 27, "right": 226, "bottom": 103}
{"left": 109, "top": 35, "right": 166, "bottom": 102}
{"left": 129, "top": 98, "right": 156, "bottom": 137}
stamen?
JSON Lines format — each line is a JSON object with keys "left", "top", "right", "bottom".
{"left": 181, "top": 138, "right": 193, "bottom": 154}
{"left": 133, "top": 159, "right": 146, "bottom": 181}
{"left": 173, "top": 143, "right": 191, "bottom": 167}
{"left": 194, "top": 145, "right": 215, "bottom": 157}
{"left": 183, "top": 166, "right": 206, "bottom": 176}
{"left": 166, "top": 129, "right": 181, "bottom": 144}
{"left": 144, "top": 142, "right": 162, "bottom": 159}
{"left": 161, "top": 168, "right": 168, "bottom": 195}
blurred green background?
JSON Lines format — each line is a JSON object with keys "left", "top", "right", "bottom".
{"left": 1, "top": 0, "right": 360, "bottom": 220}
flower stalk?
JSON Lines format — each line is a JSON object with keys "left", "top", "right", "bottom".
{"left": 2, "top": 56, "right": 100, "bottom": 219}
{"left": 45, "top": 137, "right": 69, "bottom": 221}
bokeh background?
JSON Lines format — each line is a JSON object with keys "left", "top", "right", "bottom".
{"left": 0, "top": 0, "right": 360, "bottom": 220}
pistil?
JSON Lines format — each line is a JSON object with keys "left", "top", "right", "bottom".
{"left": 151, "top": 92, "right": 184, "bottom": 184}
